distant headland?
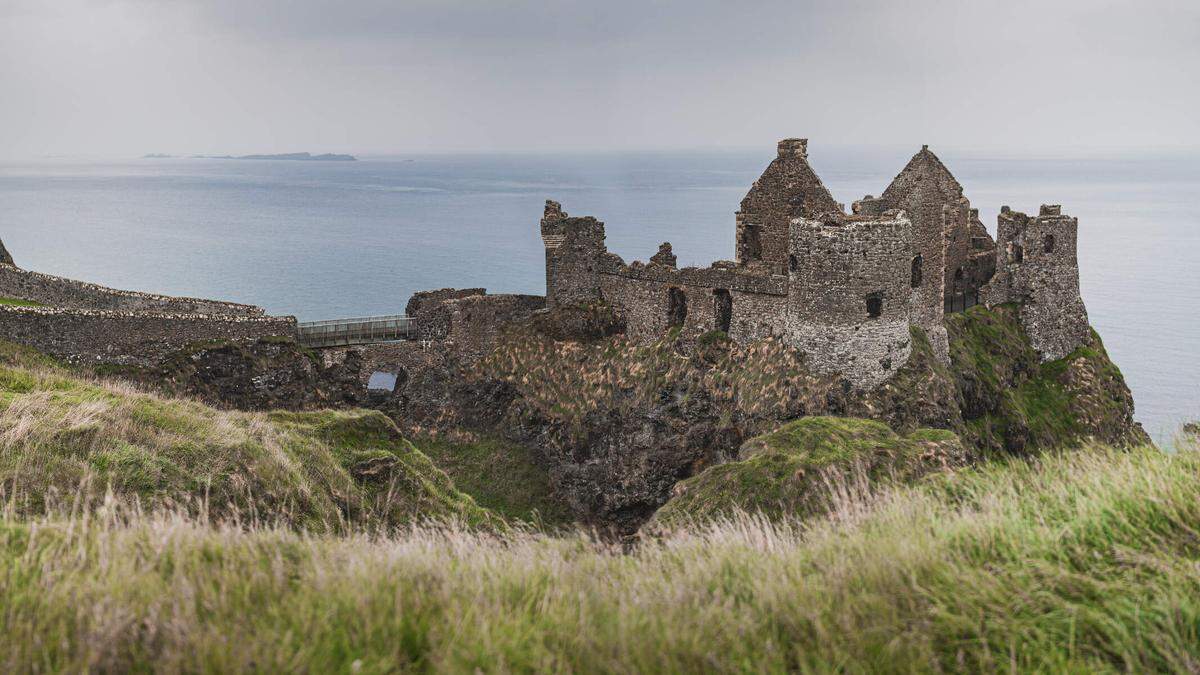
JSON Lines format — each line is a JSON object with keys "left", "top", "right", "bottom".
{"left": 143, "top": 152, "right": 357, "bottom": 161}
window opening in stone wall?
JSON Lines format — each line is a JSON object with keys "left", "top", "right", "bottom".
{"left": 742, "top": 225, "right": 763, "bottom": 261}
{"left": 1044, "top": 234, "right": 1055, "bottom": 253}
{"left": 1009, "top": 243, "right": 1024, "bottom": 264}
{"left": 910, "top": 255, "right": 923, "bottom": 288}
{"left": 713, "top": 289, "right": 732, "bottom": 333}
{"left": 865, "top": 292, "right": 884, "bottom": 319}
{"left": 788, "top": 255, "right": 798, "bottom": 274}
{"left": 668, "top": 287, "right": 688, "bottom": 327}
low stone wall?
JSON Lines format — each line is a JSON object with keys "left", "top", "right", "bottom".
{"left": 414, "top": 294, "right": 546, "bottom": 360}
{"left": 0, "top": 264, "right": 265, "bottom": 317}
{"left": 405, "top": 287, "right": 486, "bottom": 318}
{"left": 0, "top": 305, "right": 296, "bottom": 366}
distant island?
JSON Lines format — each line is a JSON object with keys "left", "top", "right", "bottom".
{"left": 211, "top": 152, "right": 356, "bottom": 162}
{"left": 143, "top": 152, "right": 356, "bottom": 161}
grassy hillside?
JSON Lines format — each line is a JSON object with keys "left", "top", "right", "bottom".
{"left": 649, "top": 416, "right": 971, "bottom": 530}
{"left": 416, "top": 433, "right": 575, "bottom": 527}
{"left": 0, "top": 342, "right": 493, "bottom": 531}
{"left": 0, "top": 442, "right": 1196, "bottom": 672}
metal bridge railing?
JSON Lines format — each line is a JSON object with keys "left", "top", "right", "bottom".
{"left": 296, "top": 314, "right": 415, "bottom": 347}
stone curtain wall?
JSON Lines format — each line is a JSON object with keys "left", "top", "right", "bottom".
{"left": 0, "top": 264, "right": 264, "bottom": 317}
{"left": 0, "top": 305, "right": 295, "bottom": 366}
{"left": 413, "top": 294, "right": 546, "bottom": 359}
{"left": 983, "top": 205, "right": 1089, "bottom": 361}
{"left": 405, "top": 288, "right": 486, "bottom": 318}
{"left": 735, "top": 139, "right": 842, "bottom": 269}
{"left": 597, "top": 262, "right": 788, "bottom": 343}
{"left": 785, "top": 214, "right": 917, "bottom": 388}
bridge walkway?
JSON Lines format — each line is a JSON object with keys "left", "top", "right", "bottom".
{"left": 296, "top": 314, "right": 415, "bottom": 348}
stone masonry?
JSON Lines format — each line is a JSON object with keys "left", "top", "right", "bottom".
{"left": 0, "top": 256, "right": 295, "bottom": 365}
{"left": 735, "top": 139, "right": 842, "bottom": 271}
{"left": 0, "top": 237, "right": 12, "bottom": 267}
{"left": 785, "top": 212, "right": 917, "bottom": 387}
{"left": 982, "top": 205, "right": 1090, "bottom": 361}
{"left": 530, "top": 139, "right": 1089, "bottom": 389}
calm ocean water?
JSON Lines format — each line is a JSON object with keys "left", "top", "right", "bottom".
{"left": 1, "top": 148, "right": 1197, "bottom": 441}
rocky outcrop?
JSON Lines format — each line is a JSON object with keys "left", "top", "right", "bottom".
{"left": 90, "top": 302, "right": 1145, "bottom": 535}
{"left": 100, "top": 337, "right": 365, "bottom": 411}
{"left": 646, "top": 417, "right": 970, "bottom": 531}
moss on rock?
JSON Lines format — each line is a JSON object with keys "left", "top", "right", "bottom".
{"left": 947, "top": 305, "right": 1149, "bottom": 455}
{"left": 647, "top": 416, "right": 970, "bottom": 531}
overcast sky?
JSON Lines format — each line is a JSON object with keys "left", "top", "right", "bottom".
{"left": 2, "top": 0, "right": 1198, "bottom": 157}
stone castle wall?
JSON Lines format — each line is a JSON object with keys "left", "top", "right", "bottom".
{"left": 0, "top": 263, "right": 264, "bottom": 317}
{"left": 983, "top": 205, "right": 1089, "bottom": 361}
{"left": 413, "top": 293, "right": 546, "bottom": 359}
{"left": 0, "top": 305, "right": 295, "bottom": 366}
{"left": 405, "top": 287, "right": 486, "bottom": 318}
{"left": 541, "top": 201, "right": 607, "bottom": 307}
{"left": 784, "top": 213, "right": 917, "bottom": 388}
{"left": 875, "top": 149, "right": 954, "bottom": 362}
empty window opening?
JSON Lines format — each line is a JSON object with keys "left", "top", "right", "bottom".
{"left": 713, "top": 289, "right": 732, "bottom": 333}
{"left": 788, "top": 254, "right": 798, "bottom": 274}
{"left": 910, "top": 255, "right": 923, "bottom": 288}
{"left": 741, "top": 225, "right": 763, "bottom": 261}
{"left": 1044, "top": 234, "right": 1055, "bottom": 253}
{"left": 668, "top": 287, "right": 688, "bottom": 327}
{"left": 367, "top": 371, "right": 398, "bottom": 392}
{"left": 865, "top": 292, "right": 884, "bottom": 319}
{"left": 1010, "top": 243, "right": 1024, "bottom": 264}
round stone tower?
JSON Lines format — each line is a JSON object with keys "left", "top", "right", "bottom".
{"left": 784, "top": 211, "right": 918, "bottom": 389}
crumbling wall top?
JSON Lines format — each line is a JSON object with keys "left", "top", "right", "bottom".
{"left": 777, "top": 138, "right": 808, "bottom": 159}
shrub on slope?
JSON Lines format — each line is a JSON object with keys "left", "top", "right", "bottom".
{"left": 648, "top": 416, "right": 970, "bottom": 530}
{"left": 0, "top": 342, "right": 492, "bottom": 530}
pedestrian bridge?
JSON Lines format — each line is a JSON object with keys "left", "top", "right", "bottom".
{"left": 296, "top": 315, "right": 415, "bottom": 348}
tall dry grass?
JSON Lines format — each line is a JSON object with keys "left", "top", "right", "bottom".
{"left": 2, "top": 440, "right": 1199, "bottom": 672}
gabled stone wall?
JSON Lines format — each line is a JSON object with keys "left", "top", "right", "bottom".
{"left": 735, "top": 139, "right": 842, "bottom": 270}
{"left": 982, "top": 205, "right": 1089, "bottom": 361}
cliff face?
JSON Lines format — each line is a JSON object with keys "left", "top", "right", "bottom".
{"left": 92, "top": 302, "right": 1146, "bottom": 534}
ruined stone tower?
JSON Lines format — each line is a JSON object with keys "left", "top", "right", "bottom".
{"left": 983, "top": 205, "right": 1089, "bottom": 361}
{"left": 735, "top": 139, "right": 841, "bottom": 271}
{"left": 540, "top": 200, "right": 607, "bottom": 307}
{"left": 784, "top": 212, "right": 917, "bottom": 388}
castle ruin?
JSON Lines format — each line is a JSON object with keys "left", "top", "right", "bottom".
{"left": 0, "top": 139, "right": 1090, "bottom": 392}
{"left": 539, "top": 138, "right": 1088, "bottom": 388}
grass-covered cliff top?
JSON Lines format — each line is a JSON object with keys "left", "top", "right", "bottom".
{"left": 0, "top": 342, "right": 493, "bottom": 531}
{"left": 1, "top": 440, "right": 1194, "bottom": 672}
{"left": 649, "top": 416, "right": 970, "bottom": 530}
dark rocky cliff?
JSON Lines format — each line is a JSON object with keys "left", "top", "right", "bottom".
{"left": 97, "top": 301, "right": 1146, "bottom": 535}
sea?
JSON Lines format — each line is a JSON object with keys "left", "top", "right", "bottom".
{"left": 1, "top": 148, "right": 1197, "bottom": 442}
